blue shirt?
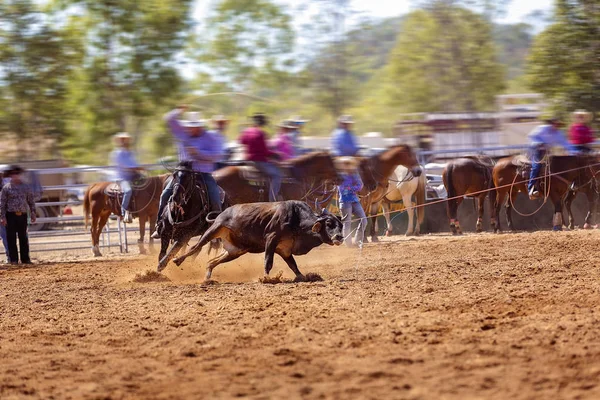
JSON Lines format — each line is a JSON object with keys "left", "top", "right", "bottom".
{"left": 338, "top": 173, "right": 363, "bottom": 203}
{"left": 331, "top": 128, "right": 359, "bottom": 156}
{"left": 528, "top": 124, "right": 570, "bottom": 149}
{"left": 164, "top": 109, "right": 224, "bottom": 173}
{"left": 110, "top": 148, "right": 139, "bottom": 181}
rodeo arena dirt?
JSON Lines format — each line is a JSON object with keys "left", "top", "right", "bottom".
{"left": 3, "top": 152, "right": 600, "bottom": 399}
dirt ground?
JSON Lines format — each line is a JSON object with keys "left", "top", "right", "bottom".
{"left": 2, "top": 230, "right": 600, "bottom": 399}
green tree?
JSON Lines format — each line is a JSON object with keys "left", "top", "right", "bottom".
{"left": 384, "top": 6, "right": 505, "bottom": 113}
{"left": 195, "top": 0, "right": 295, "bottom": 92}
{"left": 0, "top": 0, "right": 82, "bottom": 159}
{"left": 50, "top": 0, "right": 195, "bottom": 162}
{"left": 527, "top": 0, "right": 600, "bottom": 119}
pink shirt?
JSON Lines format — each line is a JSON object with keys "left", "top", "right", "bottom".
{"left": 270, "top": 133, "right": 295, "bottom": 161}
{"left": 569, "top": 123, "right": 594, "bottom": 145}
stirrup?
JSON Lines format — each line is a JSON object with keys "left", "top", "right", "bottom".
{"left": 528, "top": 187, "right": 540, "bottom": 200}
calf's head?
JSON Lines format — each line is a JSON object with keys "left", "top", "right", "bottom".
{"left": 311, "top": 209, "right": 344, "bottom": 246}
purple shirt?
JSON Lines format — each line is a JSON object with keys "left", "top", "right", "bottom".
{"left": 163, "top": 109, "right": 224, "bottom": 173}
{"left": 270, "top": 132, "right": 295, "bottom": 161}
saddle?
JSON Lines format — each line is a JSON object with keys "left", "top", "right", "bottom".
{"left": 105, "top": 182, "right": 137, "bottom": 216}
{"left": 238, "top": 164, "right": 296, "bottom": 187}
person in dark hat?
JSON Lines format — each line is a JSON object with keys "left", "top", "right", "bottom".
{"left": 238, "top": 113, "right": 282, "bottom": 201}
{"left": 527, "top": 117, "right": 571, "bottom": 199}
{"left": 0, "top": 165, "right": 36, "bottom": 264}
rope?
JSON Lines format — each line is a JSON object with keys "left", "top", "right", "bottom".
{"left": 348, "top": 159, "right": 600, "bottom": 224}
{"left": 509, "top": 153, "right": 551, "bottom": 217}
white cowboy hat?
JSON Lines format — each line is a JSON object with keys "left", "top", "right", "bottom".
{"left": 113, "top": 132, "right": 132, "bottom": 144}
{"left": 572, "top": 110, "right": 592, "bottom": 122}
{"left": 335, "top": 156, "right": 359, "bottom": 171}
{"left": 182, "top": 112, "right": 206, "bottom": 128}
{"left": 289, "top": 115, "right": 310, "bottom": 124}
{"left": 338, "top": 115, "right": 355, "bottom": 124}
{"left": 211, "top": 115, "right": 230, "bottom": 122}
{"left": 277, "top": 120, "right": 296, "bottom": 129}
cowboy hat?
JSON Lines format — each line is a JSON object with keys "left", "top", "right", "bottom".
{"left": 277, "top": 120, "right": 296, "bottom": 129}
{"left": 182, "top": 112, "right": 206, "bottom": 128}
{"left": 249, "top": 112, "right": 268, "bottom": 127}
{"left": 335, "top": 156, "right": 359, "bottom": 171}
{"left": 572, "top": 109, "right": 592, "bottom": 123}
{"left": 338, "top": 115, "right": 355, "bottom": 124}
{"left": 114, "top": 132, "right": 131, "bottom": 140}
{"left": 289, "top": 115, "right": 310, "bottom": 124}
{"left": 211, "top": 115, "right": 230, "bottom": 122}
{"left": 4, "top": 164, "right": 24, "bottom": 176}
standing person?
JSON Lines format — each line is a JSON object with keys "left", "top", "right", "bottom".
{"left": 270, "top": 120, "right": 296, "bottom": 161}
{"left": 0, "top": 172, "right": 9, "bottom": 262}
{"left": 568, "top": 110, "right": 595, "bottom": 153}
{"left": 239, "top": 113, "right": 282, "bottom": 202}
{"left": 336, "top": 157, "right": 367, "bottom": 249}
{"left": 0, "top": 166, "right": 35, "bottom": 264}
{"left": 109, "top": 132, "right": 142, "bottom": 223}
{"left": 152, "top": 106, "right": 224, "bottom": 238}
{"left": 288, "top": 115, "right": 310, "bottom": 155}
{"left": 331, "top": 115, "right": 360, "bottom": 156}
{"left": 527, "top": 117, "right": 571, "bottom": 199}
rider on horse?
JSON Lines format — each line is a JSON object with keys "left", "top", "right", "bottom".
{"left": 288, "top": 115, "right": 310, "bottom": 156}
{"left": 331, "top": 115, "right": 359, "bottom": 156}
{"left": 152, "top": 106, "right": 224, "bottom": 238}
{"left": 110, "top": 132, "right": 143, "bottom": 223}
{"left": 568, "top": 110, "right": 595, "bottom": 154}
{"left": 527, "top": 117, "right": 571, "bottom": 199}
{"left": 270, "top": 120, "right": 296, "bottom": 161}
{"left": 239, "top": 113, "right": 282, "bottom": 202}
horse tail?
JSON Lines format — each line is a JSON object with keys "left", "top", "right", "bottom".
{"left": 416, "top": 172, "right": 426, "bottom": 227}
{"left": 445, "top": 162, "right": 455, "bottom": 201}
{"left": 83, "top": 185, "right": 92, "bottom": 230}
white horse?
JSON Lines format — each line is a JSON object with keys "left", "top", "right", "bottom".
{"left": 381, "top": 164, "right": 427, "bottom": 236}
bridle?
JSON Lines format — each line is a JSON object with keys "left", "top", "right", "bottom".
{"left": 167, "top": 168, "right": 206, "bottom": 228}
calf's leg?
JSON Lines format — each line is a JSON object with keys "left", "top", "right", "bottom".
{"left": 205, "top": 247, "right": 246, "bottom": 281}
{"left": 281, "top": 255, "right": 305, "bottom": 282}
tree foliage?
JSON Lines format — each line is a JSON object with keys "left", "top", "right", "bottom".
{"left": 383, "top": 6, "right": 505, "bottom": 113}
{"left": 527, "top": 0, "right": 600, "bottom": 119}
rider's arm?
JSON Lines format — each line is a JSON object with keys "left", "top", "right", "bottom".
{"left": 330, "top": 130, "right": 342, "bottom": 156}
{"left": 352, "top": 173, "right": 364, "bottom": 192}
{"left": 163, "top": 108, "right": 187, "bottom": 142}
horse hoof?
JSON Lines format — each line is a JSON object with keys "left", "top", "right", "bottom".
{"left": 552, "top": 225, "right": 562, "bottom": 232}
{"left": 385, "top": 230, "right": 392, "bottom": 237}
{"left": 371, "top": 236, "right": 379, "bottom": 243}
{"left": 583, "top": 223, "right": 592, "bottom": 230}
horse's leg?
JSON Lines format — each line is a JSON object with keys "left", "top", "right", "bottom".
{"left": 506, "top": 191, "right": 517, "bottom": 232}
{"left": 404, "top": 191, "right": 415, "bottom": 236}
{"left": 138, "top": 214, "right": 147, "bottom": 255}
{"left": 476, "top": 194, "right": 485, "bottom": 233}
{"left": 94, "top": 212, "right": 110, "bottom": 257}
{"left": 448, "top": 197, "right": 463, "bottom": 235}
{"left": 551, "top": 193, "right": 563, "bottom": 232}
{"left": 582, "top": 187, "right": 596, "bottom": 229}
{"left": 90, "top": 207, "right": 102, "bottom": 257}
{"left": 564, "top": 190, "right": 576, "bottom": 230}
{"left": 148, "top": 213, "right": 157, "bottom": 253}
{"left": 157, "top": 238, "right": 187, "bottom": 272}
{"left": 382, "top": 201, "right": 393, "bottom": 237}
{"left": 370, "top": 202, "right": 381, "bottom": 242}
{"left": 494, "top": 188, "right": 506, "bottom": 233}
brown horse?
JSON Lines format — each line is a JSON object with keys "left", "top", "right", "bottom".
{"left": 493, "top": 155, "right": 600, "bottom": 232}
{"left": 214, "top": 151, "right": 340, "bottom": 208}
{"left": 443, "top": 156, "right": 496, "bottom": 235}
{"left": 358, "top": 145, "right": 423, "bottom": 242}
{"left": 84, "top": 175, "right": 167, "bottom": 256}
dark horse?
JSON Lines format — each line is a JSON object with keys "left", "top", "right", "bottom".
{"left": 84, "top": 174, "right": 167, "bottom": 256}
{"left": 442, "top": 156, "right": 496, "bottom": 235}
{"left": 214, "top": 151, "right": 340, "bottom": 208}
{"left": 358, "top": 145, "right": 423, "bottom": 242}
{"left": 157, "top": 161, "right": 222, "bottom": 272}
{"left": 493, "top": 154, "right": 600, "bottom": 232}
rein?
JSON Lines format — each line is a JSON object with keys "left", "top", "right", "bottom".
{"left": 167, "top": 169, "right": 208, "bottom": 228}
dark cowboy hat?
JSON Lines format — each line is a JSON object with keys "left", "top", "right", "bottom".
{"left": 4, "top": 165, "right": 24, "bottom": 176}
{"left": 250, "top": 112, "right": 268, "bottom": 127}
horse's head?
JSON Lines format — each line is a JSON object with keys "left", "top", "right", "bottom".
{"left": 385, "top": 145, "right": 422, "bottom": 177}
{"left": 172, "top": 161, "right": 195, "bottom": 205}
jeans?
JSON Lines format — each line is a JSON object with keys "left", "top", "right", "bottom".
{"left": 528, "top": 146, "right": 546, "bottom": 192}
{"left": 254, "top": 162, "right": 282, "bottom": 202}
{"left": 120, "top": 180, "right": 133, "bottom": 215}
{"left": 0, "top": 224, "right": 9, "bottom": 261}
{"left": 6, "top": 212, "right": 30, "bottom": 263}
{"left": 573, "top": 145, "right": 592, "bottom": 154}
{"left": 340, "top": 201, "right": 367, "bottom": 247}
